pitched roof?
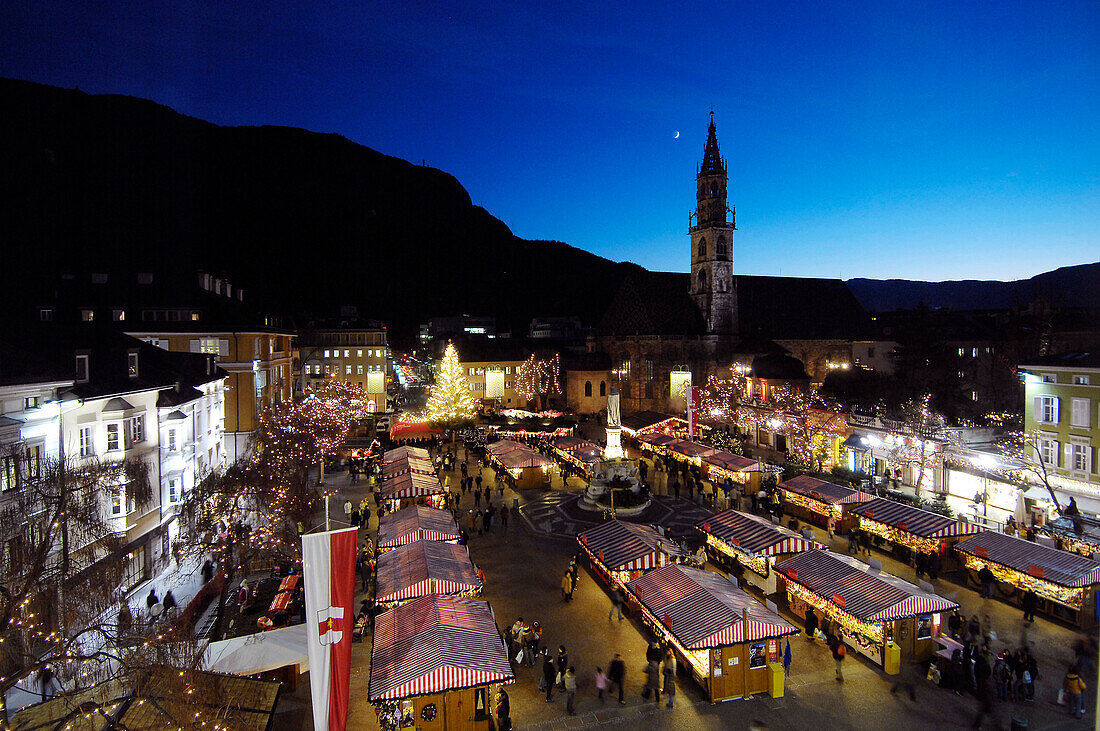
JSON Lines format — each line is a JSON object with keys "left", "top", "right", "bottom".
{"left": 378, "top": 505, "right": 462, "bottom": 549}
{"left": 621, "top": 411, "right": 678, "bottom": 432}
{"left": 375, "top": 539, "right": 482, "bottom": 603}
{"left": 696, "top": 510, "right": 822, "bottom": 556}
{"left": 369, "top": 595, "right": 514, "bottom": 700}
{"left": 778, "top": 475, "right": 870, "bottom": 505}
{"left": 578, "top": 520, "right": 688, "bottom": 571}
{"left": 775, "top": 550, "right": 958, "bottom": 621}
{"left": 954, "top": 531, "right": 1100, "bottom": 588}
{"left": 851, "top": 498, "right": 984, "bottom": 539}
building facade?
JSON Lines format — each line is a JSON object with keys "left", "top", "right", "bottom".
{"left": 1021, "top": 354, "right": 1100, "bottom": 491}
{"left": 298, "top": 323, "right": 391, "bottom": 413}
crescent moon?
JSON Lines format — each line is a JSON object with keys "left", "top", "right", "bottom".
{"left": 673, "top": 131, "right": 680, "bottom": 139}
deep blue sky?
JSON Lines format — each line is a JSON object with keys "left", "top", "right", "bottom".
{"left": 2, "top": 1, "right": 1097, "bottom": 280}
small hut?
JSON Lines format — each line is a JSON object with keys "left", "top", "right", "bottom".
{"left": 374, "top": 539, "right": 482, "bottom": 609}
{"left": 378, "top": 505, "right": 462, "bottom": 553}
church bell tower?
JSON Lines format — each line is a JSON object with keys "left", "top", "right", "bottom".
{"left": 689, "top": 112, "right": 737, "bottom": 335}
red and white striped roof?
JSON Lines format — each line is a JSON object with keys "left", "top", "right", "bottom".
{"left": 627, "top": 564, "right": 798, "bottom": 648}
{"left": 375, "top": 539, "right": 482, "bottom": 604}
{"left": 696, "top": 510, "right": 822, "bottom": 556}
{"left": 955, "top": 531, "right": 1100, "bottom": 588}
{"left": 494, "top": 449, "right": 554, "bottom": 469}
{"left": 578, "top": 520, "right": 688, "bottom": 571}
{"left": 484, "top": 440, "right": 527, "bottom": 455}
{"left": 383, "top": 445, "right": 431, "bottom": 464}
{"left": 636, "top": 433, "right": 678, "bottom": 447}
{"left": 702, "top": 451, "right": 760, "bottom": 472}
{"left": 378, "top": 505, "right": 462, "bottom": 549}
{"left": 775, "top": 550, "right": 957, "bottom": 621}
{"left": 381, "top": 471, "right": 445, "bottom": 500}
{"left": 369, "top": 595, "right": 514, "bottom": 700}
{"left": 382, "top": 455, "right": 436, "bottom": 479}
{"left": 852, "top": 498, "right": 984, "bottom": 538}
{"left": 668, "top": 440, "right": 717, "bottom": 458}
{"left": 778, "top": 475, "right": 871, "bottom": 505}
{"left": 552, "top": 436, "right": 604, "bottom": 464}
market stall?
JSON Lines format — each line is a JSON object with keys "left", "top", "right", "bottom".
{"left": 776, "top": 475, "right": 871, "bottom": 532}
{"left": 578, "top": 519, "right": 690, "bottom": 594}
{"left": 954, "top": 531, "right": 1100, "bottom": 627}
{"left": 621, "top": 411, "right": 682, "bottom": 437}
{"left": 380, "top": 470, "right": 447, "bottom": 511}
{"left": 696, "top": 510, "right": 821, "bottom": 593}
{"left": 383, "top": 445, "right": 431, "bottom": 465}
{"left": 550, "top": 435, "right": 603, "bottom": 478}
{"left": 374, "top": 539, "right": 482, "bottom": 609}
{"left": 626, "top": 564, "right": 798, "bottom": 702}
{"left": 485, "top": 439, "right": 554, "bottom": 489}
{"left": 666, "top": 439, "right": 717, "bottom": 467}
{"left": 849, "top": 497, "right": 983, "bottom": 563}
{"left": 775, "top": 550, "right": 958, "bottom": 672}
{"left": 369, "top": 594, "right": 514, "bottom": 731}
{"left": 378, "top": 505, "right": 462, "bottom": 553}
{"left": 204, "top": 624, "right": 308, "bottom": 691}
{"left": 382, "top": 453, "right": 436, "bottom": 479}
{"left": 389, "top": 418, "right": 444, "bottom": 443}
{"left": 635, "top": 431, "right": 679, "bottom": 456}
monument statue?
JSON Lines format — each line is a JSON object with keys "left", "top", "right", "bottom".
{"left": 604, "top": 387, "right": 624, "bottom": 459}
{"left": 607, "top": 388, "right": 621, "bottom": 428}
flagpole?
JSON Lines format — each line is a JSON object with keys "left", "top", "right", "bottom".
{"left": 325, "top": 495, "right": 331, "bottom": 531}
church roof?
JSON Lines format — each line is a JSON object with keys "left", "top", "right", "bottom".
{"left": 598, "top": 271, "right": 706, "bottom": 336}
{"left": 700, "top": 113, "right": 725, "bottom": 176}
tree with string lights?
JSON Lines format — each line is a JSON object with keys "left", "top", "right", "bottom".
{"left": 883, "top": 394, "right": 947, "bottom": 496}
{"left": 516, "top": 352, "right": 562, "bottom": 412}
{"left": 424, "top": 342, "right": 477, "bottom": 438}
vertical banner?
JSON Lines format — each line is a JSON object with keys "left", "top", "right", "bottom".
{"left": 688, "top": 386, "right": 701, "bottom": 437}
{"left": 303, "top": 527, "right": 359, "bottom": 731}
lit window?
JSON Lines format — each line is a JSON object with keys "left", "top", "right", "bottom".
{"left": 107, "top": 423, "right": 121, "bottom": 451}
{"left": 324, "top": 350, "right": 330, "bottom": 358}
{"left": 1040, "top": 395, "right": 1059, "bottom": 424}
{"left": 1071, "top": 443, "right": 1090, "bottom": 473}
{"left": 1073, "top": 375, "right": 1090, "bottom": 385}
{"left": 127, "top": 352, "right": 139, "bottom": 378}
{"left": 344, "top": 349, "right": 350, "bottom": 357}
{"left": 129, "top": 415, "right": 145, "bottom": 444}
{"left": 24, "top": 396, "right": 40, "bottom": 410}
{"left": 345, "top": 365, "right": 352, "bottom": 375}
{"left": 113, "top": 309, "right": 125, "bottom": 321}
{"left": 22, "top": 445, "right": 42, "bottom": 481}
{"left": 1039, "top": 438, "right": 1057, "bottom": 466}
{"left": 357, "top": 349, "right": 363, "bottom": 357}
{"left": 167, "top": 429, "right": 177, "bottom": 451}
{"left": 110, "top": 490, "right": 124, "bottom": 516}
{"left": 0, "top": 456, "right": 16, "bottom": 491}
{"left": 357, "top": 365, "right": 364, "bottom": 375}
{"left": 1041, "top": 373, "right": 1056, "bottom": 383}
{"left": 167, "top": 477, "right": 180, "bottom": 504}
{"left": 80, "top": 426, "right": 95, "bottom": 457}
{"left": 81, "top": 309, "right": 94, "bottom": 322}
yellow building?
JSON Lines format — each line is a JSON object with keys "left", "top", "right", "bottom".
{"left": 298, "top": 324, "right": 391, "bottom": 413}
{"left": 455, "top": 341, "right": 529, "bottom": 410}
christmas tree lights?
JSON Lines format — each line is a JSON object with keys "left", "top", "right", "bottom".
{"left": 424, "top": 343, "right": 477, "bottom": 432}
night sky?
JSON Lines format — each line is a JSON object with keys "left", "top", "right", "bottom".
{"left": 2, "top": 1, "right": 1097, "bottom": 281}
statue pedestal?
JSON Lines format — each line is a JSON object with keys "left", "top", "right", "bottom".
{"left": 604, "top": 425, "right": 624, "bottom": 460}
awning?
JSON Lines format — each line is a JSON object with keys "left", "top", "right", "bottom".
{"left": 627, "top": 565, "right": 799, "bottom": 648}
{"left": 954, "top": 531, "right": 1100, "bottom": 588}
{"left": 495, "top": 450, "right": 554, "bottom": 469}
{"left": 702, "top": 451, "right": 760, "bottom": 472}
{"left": 778, "top": 475, "right": 871, "bottom": 505}
{"left": 775, "top": 550, "right": 958, "bottom": 622}
{"left": 378, "top": 505, "right": 462, "bottom": 549}
{"left": 636, "top": 433, "right": 678, "bottom": 448}
{"left": 669, "top": 441, "right": 717, "bottom": 459}
{"left": 384, "top": 446, "right": 431, "bottom": 464}
{"left": 578, "top": 519, "right": 688, "bottom": 571}
{"left": 375, "top": 539, "right": 482, "bottom": 604}
{"left": 381, "top": 471, "right": 445, "bottom": 500}
{"left": 842, "top": 434, "right": 870, "bottom": 451}
{"left": 369, "top": 595, "right": 514, "bottom": 700}
{"left": 697, "top": 510, "right": 822, "bottom": 556}
{"left": 851, "top": 498, "right": 984, "bottom": 538}
{"left": 204, "top": 624, "right": 309, "bottom": 675}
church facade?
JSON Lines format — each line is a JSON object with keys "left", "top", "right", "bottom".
{"left": 595, "top": 115, "right": 870, "bottom": 416}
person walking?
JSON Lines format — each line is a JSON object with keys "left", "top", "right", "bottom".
{"left": 542, "top": 652, "right": 557, "bottom": 702}
{"left": 663, "top": 650, "right": 677, "bottom": 709}
{"left": 343, "top": 499, "right": 353, "bottom": 521}
{"left": 978, "top": 565, "right": 995, "bottom": 598}
{"left": 609, "top": 587, "right": 624, "bottom": 620}
{"left": 832, "top": 640, "right": 846, "bottom": 682}
{"left": 1064, "top": 665, "right": 1087, "bottom": 720}
{"left": 608, "top": 654, "right": 626, "bottom": 704}
{"left": 474, "top": 488, "right": 481, "bottom": 508}
{"left": 643, "top": 660, "right": 660, "bottom": 703}
{"left": 805, "top": 607, "right": 818, "bottom": 642}
{"left": 500, "top": 503, "right": 509, "bottom": 530}
{"left": 783, "top": 638, "right": 792, "bottom": 677}
{"left": 595, "top": 667, "right": 608, "bottom": 703}
{"left": 146, "top": 588, "right": 159, "bottom": 610}
{"left": 1022, "top": 589, "right": 1038, "bottom": 622}
{"left": 564, "top": 667, "right": 577, "bottom": 715}
{"left": 556, "top": 646, "right": 569, "bottom": 689}
{"left": 162, "top": 590, "right": 177, "bottom": 618}
{"left": 561, "top": 570, "right": 574, "bottom": 602}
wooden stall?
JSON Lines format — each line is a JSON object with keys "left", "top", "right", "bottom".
{"left": 370, "top": 594, "right": 514, "bottom": 731}
{"left": 850, "top": 497, "right": 983, "bottom": 565}
{"left": 696, "top": 510, "right": 821, "bottom": 594}
{"left": 776, "top": 475, "right": 871, "bottom": 532}
{"left": 381, "top": 445, "right": 447, "bottom": 511}
{"left": 954, "top": 531, "right": 1100, "bottom": 628}
{"left": 485, "top": 440, "right": 554, "bottom": 490}
{"left": 775, "top": 550, "right": 958, "bottom": 672}
{"left": 378, "top": 505, "right": 462, "bottom": 553}
{"left": 550, "top": 435, "right": 603, "bottom": 478}
{"left": 626, "top": 564, "right": 798, "bottom": 702}
{"left": 578, "top": 519, "right": 690, "bottom": 593}
{"left": 374, "top": 539, "right": 482, "bottom": 610}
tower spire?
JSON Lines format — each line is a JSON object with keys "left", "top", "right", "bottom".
{"left": 701, "top": 111, "right": 724, "bottom": 174}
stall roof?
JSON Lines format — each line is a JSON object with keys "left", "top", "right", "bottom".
{"left": 495, "top": 449, "right": 554, "bottom": 469}
{"left": 381, "top": 471, "right": 445, "bottom": 500}
{"left": 485, "top": 440, "right": 527, "bottom": 455}
{"left": 375, "top": 539, "right": 482, "bottom": 604}
{"left": 552, "top": 436, "right": 604, "bottom": 463}
{"left": 369, "top": 594, "right": 514, "bottom": 700}
{"left": 383, "top": 455, "right": 435, "bottom": 478}
{"left": 389, "top": 421, "right": 443, "bottom": 441}
{"left": 778, "top": 475, "right": 870, "bottom": 505}
{"left": 702, "top": 451, "right": 760, "bottom": 472}
{"left": 553, "top": 436, "right": 589, "bottom": 450}
{"left": 851, "top": 498, "right": 984, "bottom": 539}
{"left": 954, "top": 532, "right": 1100, "bottom": 588}
{"left": 627, "top": 564, "right": 799, "bottom": 648}
{"left": 621, "top": 411, "right": 678, "bottom": 433}
{"left": 378, "top": 505, "right": 462, "bottom": 549}
{"left": 636, "top": 432, "right": 678, "bottom": 447}
{"left": 204, "top": 624, "right": 309, "bottom": 675}
{"left": 775, "top": 550, "right": 958, "bottom": 622}
{"left": 696, "top": 510, "right": 822, "bottom": 556}
{"left": 669, "top": 440, "right": 717, "bottom": 458}
{"left": 384, "top": 445, "right": 430, "bottom": 464}
{"left": 578, "top": 520, "right": 688, "bottom": 571}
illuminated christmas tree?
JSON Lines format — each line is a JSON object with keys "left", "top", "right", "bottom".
{"left": 425, "top": 342, "right": 477, "bottom": 432}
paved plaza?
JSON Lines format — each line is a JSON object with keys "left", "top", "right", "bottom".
{"left": 278, "top": 447, "right": 1095, "bottom": 730}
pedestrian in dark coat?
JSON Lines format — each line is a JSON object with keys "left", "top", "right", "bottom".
{"left": 557, "top": 646, "right": 569, "bottom": 688}
{"left": 643, "top": 660, "right": 660, "bottom": 703}
{"left": 543, "top": 653, "right": 557, "bottom": 701}
{"left": 608, "top": 654, "right": 626, "bottom": 704}
{"left": 1022, "top": 589, "right": 1038, "bottom": 622}
{"left": 202, "top": 559, "right": 214, "bottom": 584}
{"left": 805, "top": 607, "right": 818, "bottom": 641}
{"left": 162, "top": 590, "right": 176, "bottom": 613}
{"left": 146, "top": 588, "right": 159, "bottom": 609}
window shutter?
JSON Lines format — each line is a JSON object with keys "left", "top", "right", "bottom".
{"left": 189, "top": 339, "right": 201, "bottom": 353}
{"left": 1052, "top": 397, "right": 1060, "bottom": 424}
{"left": 1063, "top": 442, "right": 1071, "bottom": 468}
{"left": 1033, "top": 397, "right": 1042, "bottom": 422}
{"left": 219, "top": 339, "right": 230, "bottom": 357}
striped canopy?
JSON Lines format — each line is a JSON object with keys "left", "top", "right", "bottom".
{"left": 851, "top": 498, "right": 984, "bottom": 539}
{"left": 954, "top": 531, "right": 1100, "bottom": 588}
{"left": 778, "top": 475, "right": 870, "bottom": 505}
{"left": 702, "top": 451, "right": 760, "bottom": 471}
{"left": 378, "top": 505, "right": 462, "bottom": 549}
{"left": 552, "top": 436, "right": 604, "bottom": 464}
{"left": 636, "top": 433, "right": 678, "bottom": 447}
{"left": 381, "top": 471, "right": 445, "bottom": 500}
{"left": 578, "top": 520, "right": 688, "bottom": 572}
{"left": 627, "top": 564, "right": 799, "bottom": 648}
{"left": 668, "top": 440, "right": 717, "bottom": 458}
{"left": 369, "top": 595, "right": 514, "bottom": 700}
{"left": 485, "top": 440, "right": 527, "bottom": 455}
{"left": 696, "top": 510, "right": 822, "bottom": 557}
{"left": 494, "top": 449, "right": 554, "bottom": 469}
{"left": 775, "top": 550, "right": 957, "bottom": 621}
{"left": 375, "top": 539, "right": 482, "bottom": 604}
{"left": 382, "top": 455, "right": 436, "bottom": 479}
{"left": 383, "top": 446, "right": 431, "bottom": 464}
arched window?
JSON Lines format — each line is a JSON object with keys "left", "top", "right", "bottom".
{"left": 698, "top": 268, "right": 708, "bottom": 292}
{"left": 584, "top": 380, "right": 592, "bottom": 397}
{"left": 716, "top": 235, "right": 727, "bottom": 259}
{"left": 599, "top": 381, "right": 606, "bottom": 397}
{"left": 697, "top": 237, "right": 707, "bottom": 257}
